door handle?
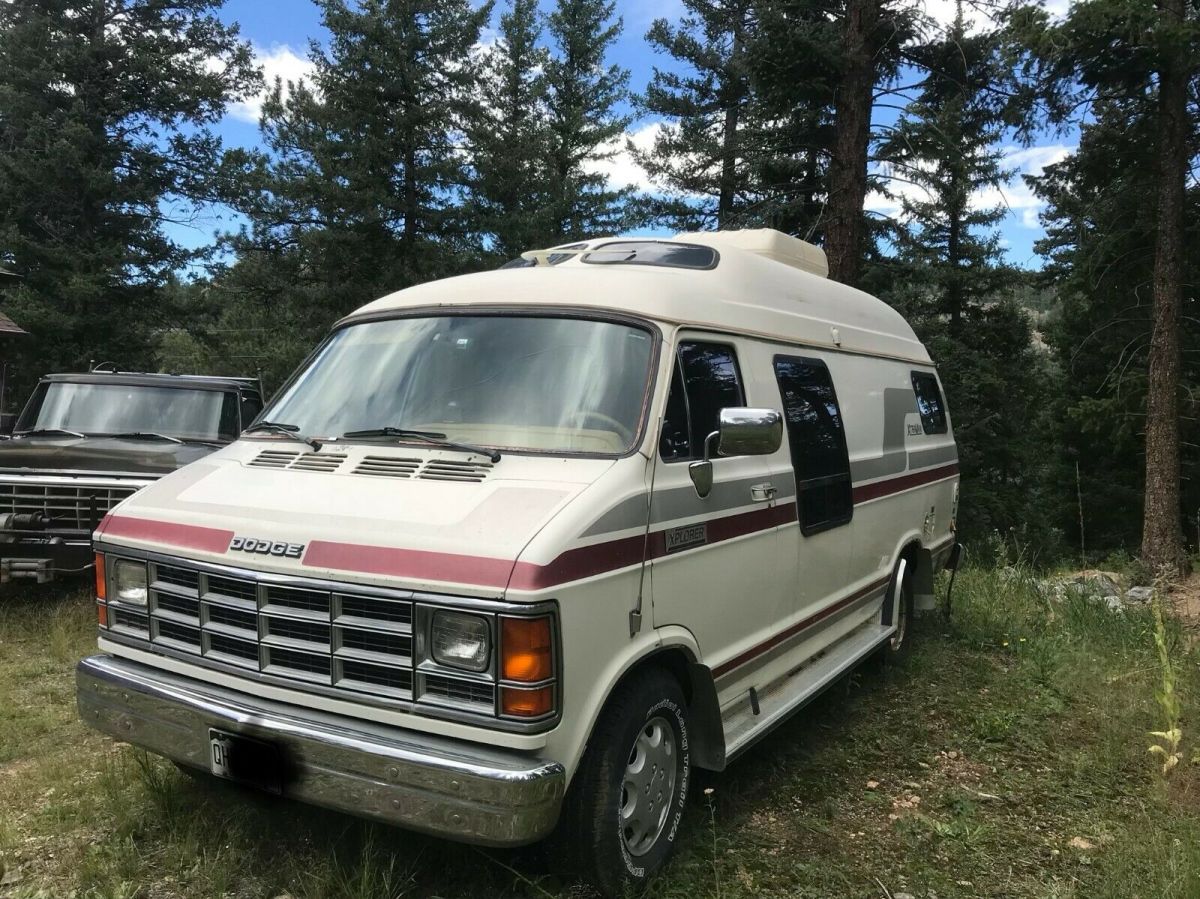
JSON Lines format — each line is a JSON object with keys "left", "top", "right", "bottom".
{"left": 750, "top": 483, "right": 777, "bottom": 503}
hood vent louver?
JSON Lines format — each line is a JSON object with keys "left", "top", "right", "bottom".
{"left": 248, "top": 450, "right": 347, "bottom": 473}
{"left": 248, "top": 450, "right": 494, "bottom": 481}
{"left": 417, "top": 459, "right": 495, "bottom": 483}
{"left": 353, "top": 456, "right": 423, "bottom": 478}
{"left": 248, "top": 450, "right": 300, "bottom": 469}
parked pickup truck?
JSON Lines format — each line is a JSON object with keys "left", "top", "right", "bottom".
{"left": 0, "top": 370, "right": 262, "bottom": 583}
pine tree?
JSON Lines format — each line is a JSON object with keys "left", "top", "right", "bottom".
{"left": 219, "top": 0, "right": 491, "bottom": 372}
{"left": 543, "top": 0, "right": 632, "bottom": 241}
{"left": 878, "top": 6, "right": 1014, "bottom": 328}
{"left": 634, "top": 0, "right": 757, "bottom": 230}
{"left": 0, "top": 0, "right": 257, "bottom": 399}
{"left": 1012, "top": 0, "right": 1200, "bottom": 574}
{"left": 465, "top": 0, "right": 554, "bottom": 260}
{"left": 878, "top": 8, "right": 1054, "bottom": 548}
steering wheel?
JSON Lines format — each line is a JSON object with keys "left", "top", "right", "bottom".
{"left": 568, "top": 411, "right": 634, "bottom": 444}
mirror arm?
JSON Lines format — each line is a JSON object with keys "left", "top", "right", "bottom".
{"left": 701, "top": 429, "right": 720, "bottom": 461}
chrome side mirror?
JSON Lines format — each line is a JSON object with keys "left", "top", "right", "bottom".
{"left": 687, "top": 407, "right": 784, "bottom": 498}
{"left": 715, "top": 407, "right": 783, "bottom": 457}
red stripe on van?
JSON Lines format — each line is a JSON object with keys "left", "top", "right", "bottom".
{"left": 852, "top": 463, "right": 958, "bottom": 504}
{"left": 712, "top": 575, "right": 891, "bottom": 678}
{"left": 508, "top": 502, "right": 798, "bottom": 591}
{"left": 303, "top": 540, "right": 517, "bottom": 589}
{"left": 100, "top": 515, "right": 234, "bottom": 554}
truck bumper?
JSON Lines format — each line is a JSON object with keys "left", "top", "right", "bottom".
{"left": 76, "top": 654, "right": 566, "bottom": 846}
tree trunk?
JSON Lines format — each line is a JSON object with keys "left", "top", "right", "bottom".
{"left": 1140, "top": 0, "right": 1188, "bottom": 578}
{"left": 825, "top": 0, "right": 878, "bottom": 286}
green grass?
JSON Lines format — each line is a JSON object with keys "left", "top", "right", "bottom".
{"left": 1, "top": 567, "right": 1198, "bottom": 898}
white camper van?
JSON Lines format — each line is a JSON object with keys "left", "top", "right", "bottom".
{"left": 78, "top": 230, "right": 960, "bottom": 894}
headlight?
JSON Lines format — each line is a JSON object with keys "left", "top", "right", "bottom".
{"left": 431, "top": 610, "right": 490, "bottom": 671}
{"left": 112, "top": 559, "right": 148, "bottom": 605}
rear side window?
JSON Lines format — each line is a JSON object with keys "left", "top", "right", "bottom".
{"left": 774, "top": 356, "right": 853, "bottom": 535}
{"left": 660, "top": 341, "right": 745, "bottom": 461}
{"left": 911, "top": 371, "right": 947, "bottom": 434}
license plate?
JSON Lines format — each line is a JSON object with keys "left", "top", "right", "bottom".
{"left": 208, "top": 729, "right": 284, "bottom": 794}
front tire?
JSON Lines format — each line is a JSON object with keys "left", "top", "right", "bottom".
{"left": 557, "top": 668, "right": 691, "bottom": 896}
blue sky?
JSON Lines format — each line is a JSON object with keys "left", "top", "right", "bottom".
{"left": 179, "top": 0, "right": 1072, "bottom": 270}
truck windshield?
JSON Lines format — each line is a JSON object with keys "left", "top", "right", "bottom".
{"left": 262, "top": 315, "right": 656, "bottom": 455}
{"left": 18, "top": 383, "right": 236, "bottom": 442}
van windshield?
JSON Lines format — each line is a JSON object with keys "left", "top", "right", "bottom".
{"left": 261, "top": 315, "right": 656, "bottom": 455}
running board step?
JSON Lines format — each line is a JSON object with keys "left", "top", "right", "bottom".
{"left": 723, "top": 623, "right": 895, "bottom": 760}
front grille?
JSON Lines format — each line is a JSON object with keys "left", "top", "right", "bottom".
{"left": 422, "top": 673, "right": 495, "bottom": 710}
{"left": 102, "top": 556, "right": 555, "bottom": 724}
{"left": 130, "top": 559, "right": 415, "bottom": 700}
{"left": 0, "top": 479, "right": 140, "bottom": 530}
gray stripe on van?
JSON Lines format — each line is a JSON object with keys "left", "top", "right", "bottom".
{"left": 850, "top": 443, "right": 959, "bottom": 482}
{"left": 581, "top": 470, "right": 799, "bottom": 537}
{"left": 908, "top": 444, "right": 959, "bottom": 469}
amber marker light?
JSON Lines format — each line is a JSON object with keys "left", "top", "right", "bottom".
{"left": 500, "top": 616, "right": 553, "bottom": 682}
{"left": 94, "top": 553, "right": 106, "bottom": 601}
{"left": 501, "top": 685, "right": 554, "bottom": 718}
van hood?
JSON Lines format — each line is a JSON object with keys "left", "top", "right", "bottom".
{"left": 96, "top": 441, "right": 616, "bottom": 597}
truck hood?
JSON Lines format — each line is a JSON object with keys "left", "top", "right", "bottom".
{"left": 96, "top": 441, "right": 617, "bottom": 597}
{"left": 0, "top": 435, "right": 218, "bottom": 477}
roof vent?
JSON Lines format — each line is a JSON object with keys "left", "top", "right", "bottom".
{"left": 673, "top": 228, "right": 828, "bottom": 278}
{"left": 352, "top": 455, "right": 423, "bottom": 479}
{"left": 417, "top": 459, "right": 495, "bottom": 483}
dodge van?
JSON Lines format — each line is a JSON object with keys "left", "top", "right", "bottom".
{"left": 77, "top": 230, "right": 959, "bottom": 895}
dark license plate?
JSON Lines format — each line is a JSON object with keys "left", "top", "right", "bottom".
{"left": 208, "top": 729, "right": 285, "bottom": 794}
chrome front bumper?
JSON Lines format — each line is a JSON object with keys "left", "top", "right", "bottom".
{"left": 76, "top": 655, "right": 566, "bottom": 846}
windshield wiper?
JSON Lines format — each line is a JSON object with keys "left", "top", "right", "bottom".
{"left": 17, "top": 428, "right": 86, "bottom": 438}
{"left": 243, "top": 420, "right": 322, "bottom": 452}
{"left": 244, "top": 420, "right": 300, "bottom": 435}
{"left": 106, "top": 431, "right": 184, "bottom": 444}
{"left": 339, "top": 427, "right": 501, "bottom": 463}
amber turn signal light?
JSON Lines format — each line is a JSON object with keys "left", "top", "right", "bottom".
{"left": 500, "top": 685, "right": 553, "bottom": 718}
{"left": 94, "top": 553, "right": 106, "bottom": 601}
{"left": 97, "top": 603, "right": 108, "bottom": 627}
{"left": 500, "top": 616, "right": 553, "bottom": 682}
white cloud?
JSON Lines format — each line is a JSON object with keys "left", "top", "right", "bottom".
{"left": 224, "top": 43, "right": 315, "bottom": 124}
{"left": 583, "top": 120, "right": 667, "bottom": 193}
{"left": 868, "top": 142, "right": 1075, "bottom": 230}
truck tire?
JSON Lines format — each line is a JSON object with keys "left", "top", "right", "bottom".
{"left": 556, "top": 667, "right": 691, "bottom": 896}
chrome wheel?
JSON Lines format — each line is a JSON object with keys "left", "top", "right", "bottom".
{"left": 620, "top": 715, "right": 677, "bottom": 857}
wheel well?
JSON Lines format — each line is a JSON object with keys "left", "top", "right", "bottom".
{"left": 599, "top": 646, "right": 726, "bottom": 771}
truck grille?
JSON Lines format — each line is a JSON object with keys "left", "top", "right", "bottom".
{"left": 111, "top": 560, "right": 415, "bottom": 700}
{"left": 0, "top": 480, "right": 141, "bottom": 531}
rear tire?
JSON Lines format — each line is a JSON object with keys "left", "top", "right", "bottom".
{"left": 555, "top": 668, "right": 691, "bottom": 897}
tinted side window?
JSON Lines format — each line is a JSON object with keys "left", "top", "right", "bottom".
{"left": 774, "top": 356, "right": 853, "bottom": 534}
{"left": 911, "top": 371, "right": 947, "bottom": 434}
{"left": 660, "top": 341, "right": 745, "bottom": 461}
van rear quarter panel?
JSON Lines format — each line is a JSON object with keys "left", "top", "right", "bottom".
{"left": 827, "top": 353, "right": 959, "bottom": 588}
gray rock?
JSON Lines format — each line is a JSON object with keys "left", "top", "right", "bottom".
{"left": 1125, "top": 586, "right": 1154, "bottom": 603}
{"left": 1104, "top": 595, "right": 1124, "bottom": 612}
